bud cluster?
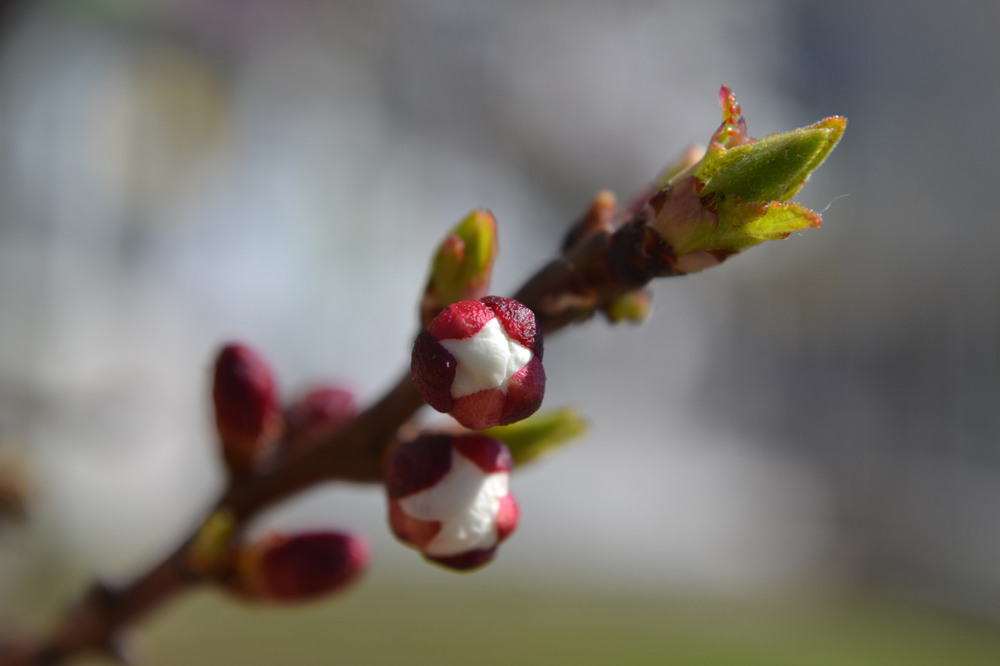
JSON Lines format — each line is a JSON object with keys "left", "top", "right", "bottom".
{"left": 212, "top": 343, "right": 360, "bottom": 472}
{"left": 208, "top": 343, "right": 370, "bottom": 603}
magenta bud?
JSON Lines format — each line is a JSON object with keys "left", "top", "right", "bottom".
{"left": 239, "top": 531, "right": 369, "bottom": 602}
{"left": 411, "top": 297, "right": 545, "bottom": 429}
{"left": 385, "top": 434, "right": 518, "bottom": 572}
{"left": 212, "top": 343, "right": 284, "bottom": 473}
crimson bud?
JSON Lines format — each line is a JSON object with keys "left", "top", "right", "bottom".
{"left": 411, "top": 296, "right": 545, "bottom": 429}
{"left": 212, "top": 343, "right": 284, "bottom": 473}
{"left": 385, "top": 434, "right": 518, "bottom": 571}
{"left": 285, "top": 385, "right": 357, "bottom": 448}
{"left": 236, "top": 531, "right": 369, "bottom": 603}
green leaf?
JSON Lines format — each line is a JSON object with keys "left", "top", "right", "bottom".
{"left": 649, "top": 176, "right": 824, "bottom": 271}
{"left": 697, "top": 117, "right": 846, "bottom": 203}
{"left": 710, "top": 199, "right": 822, "bottom": 252}
{"left": 480, "top": 408, "right": 588, "bottom": 466}
{"left": 648, "top": 87, "right": 844, "bottom": 273}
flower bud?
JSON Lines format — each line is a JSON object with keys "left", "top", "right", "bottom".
{"left": 286, "top": 385, "right": 357, "bottom": 440}
{"left": 385, "top": 434, "right": 518, "bottom": 571}
{"left": 236, "top": 531, "right": 369, "bottom": 603}
{"left": 212, "top": 343, "right": 284, "bottom": 474}
{"left": 411, "top": 296, "right": 545, "bottom": 429}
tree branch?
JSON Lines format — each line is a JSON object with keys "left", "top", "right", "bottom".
{"left": 1, "top": 192, "right": 681, "bottom": 666}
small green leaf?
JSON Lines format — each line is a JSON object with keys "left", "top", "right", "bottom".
{"left": 649, "top": 176, "right": 823, "bottom": 269}
{"left": 480, "top": 407, "right": 588, "bottom": 466}
{"left": 711, "top": 199, "right": 822, "bottom": 252}
{"left": 697, "top": 118, "right": 845, "bottom": 203}
{"left": 648, "top": 87, "right": 844, "bottom": 273}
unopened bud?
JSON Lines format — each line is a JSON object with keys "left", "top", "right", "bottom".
{"left": 412, "top": 297, "right": 545, "bottom": 429}
{"left": 561, "top": 190, "right": 617, "bottom": 252}
{"left": 604, "top": 289, "right": 652, "bottom": 324}
{"left": 285, "top": 385, "right": 357, "bottom": 444}
{"left": 421, "top": 209, "right": 498, "bottom": 327}
{"left": 385, "top": 434, "right": 518, "bottom": 571}
{"left": 212, "top": 343, "right": 284, "bottom": 474}
{"left": 236, "top": 531, "right": 368, "bottom": 602}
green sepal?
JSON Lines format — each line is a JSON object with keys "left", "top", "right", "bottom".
{"left": 480, "top": 407, "right": 587, "bottom": 466}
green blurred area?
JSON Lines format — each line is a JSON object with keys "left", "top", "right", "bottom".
{"left": 72, "top": 582, "right": 1000, "bottom": 666}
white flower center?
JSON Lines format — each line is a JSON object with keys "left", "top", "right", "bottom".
{"left": 398, "top": 452, "right": 509, "bottom": 556}
{"left": 439, "top": 318, "right": 532, "bottom": 398}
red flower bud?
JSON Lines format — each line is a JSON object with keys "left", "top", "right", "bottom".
{"left": 286, "top": 385, "right": 357, "bottom": 439}
{"left": 411, "top": 297, "right": 545, "bottom": 429}
{"left": 212, "top": 343, "right": 284, "bottom": 473}
{"left": 385, "top": 434, "right": 518, "bottom": 571}
{"left": 237, "top": 531, "right": 369, "bottom": 603}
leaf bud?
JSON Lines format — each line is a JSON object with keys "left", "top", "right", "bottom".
{"left": 421, "top": 209, "right": 498, "bottom": 328}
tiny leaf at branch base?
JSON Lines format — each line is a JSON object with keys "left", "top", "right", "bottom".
{"left": 480, "top": 407, "right": 588, "bottom": 466}
{"left": 189, "top": 510, "right": 237, "bottom": 575}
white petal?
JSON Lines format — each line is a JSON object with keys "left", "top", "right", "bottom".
{"left": 398, "top": 451, "right": 509, "bottom": 556}
{"left": 439, "top": 318, "right": 532, "bottom": 398}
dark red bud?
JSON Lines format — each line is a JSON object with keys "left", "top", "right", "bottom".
{"left": 285, "top": 385, "right": 357, "bottom": 454}
{"left": 426, "top": 547, "right": 499, "bottom": 572}
{"left": 243, "top": 531, "right": 368, "bottom": 602}
{"left": 384, "top": 435, "right": 454, "bottom": 500}
{"left": 411, "top": 297, "right": 545, "bottom": 429}
{"left": 212, "top": 343, "right": 283, "bottom": 473}
{"left": 385, "top": 434, "right": 518, "bottom": 572}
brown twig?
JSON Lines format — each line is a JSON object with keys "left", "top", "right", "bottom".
{"left": 1, "top": 191, "right": 681, "bottom": 666}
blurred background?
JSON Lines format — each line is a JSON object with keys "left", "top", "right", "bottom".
{"left": 2, "top": 0, "right": 1000, "bottom": 663}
